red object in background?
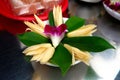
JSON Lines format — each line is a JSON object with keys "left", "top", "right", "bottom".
{"left": 0, "top": 0, "right": 68, "bottom": 34}
{"left": 0, "top": 15, "right": 27, "bottom": 35}
{"left": 0, "top": 11, "right": 68, "bottom": 35}
{"left": 0, "top": 10, "right": 68, "bottom": 35}
{"left": 0, "top": 0, "right": 68, "bottom": 21}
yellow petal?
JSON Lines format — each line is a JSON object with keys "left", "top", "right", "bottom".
{"left": 79, "top": 29, "right": 97, "bottom": 36}
{"left": 86, "top": 29, "right": 97, "bottom": 36}
{"left": 80, "top": 24, "right": 96, "bottom": 29}
{"left": 34, "top": 14, "right": 45, "bottom": 28}
{"left": 31, "top": 51, "right": 46, "bottom": 62}
{"left": 24, "top": 21, "right": 47, "bottom": 37}
{"left": 26, "top": 47, "right": 46, "bottom": 56}
{"left": 67, "top": 24, "right": 97, "bottom": 37}
{"left": 35, "top": 47, "right": 54, "bottom": 62}
{"left": 71, "top": 50, "right": 75, "bottom": 65}
{"left": 24, "top": 21, "right": 43, "bottom": 32}
{"left": 40, "top": 47, "right": 55, "bottom": 64}
{"left": 72, "top": 47, "right": 92, "bottom": 65}
{"left": 23, "top": 43, "right": 52, "bottom": 54}
{"left": 78, "top": 24, "right": 97, "bottom": 33}
{"left": 25, "top": 28, "right": 32, "bottom": 32}
{"left": 64, "top": 44, "right": 72, "bottom": 53}
{"left": 64, "top": 44, "right": 92, "bottom": 65}
{"left": 53, "top": 6, "right": 62, "bottom": 26}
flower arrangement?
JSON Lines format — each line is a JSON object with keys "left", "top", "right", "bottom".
{"left": 18, "top": 6, "right": 114, "bottom": 75}
{"left": 104, "top": 0, "right": 120, "bottom": 13}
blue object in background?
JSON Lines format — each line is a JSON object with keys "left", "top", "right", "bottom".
{"left": 0, "top": 31, "right": 33, "bottom": 80}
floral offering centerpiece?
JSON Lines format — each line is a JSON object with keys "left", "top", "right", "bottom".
{"left": 18, "top": 6, "right": 114, "bottom": 75}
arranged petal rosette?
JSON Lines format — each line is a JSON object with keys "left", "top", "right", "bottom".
{"left": 18, "top": 6, "right": 114, "bottom": 75}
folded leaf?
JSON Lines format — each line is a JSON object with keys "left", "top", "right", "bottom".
{"left": 65, "top": 16, "right": 85, "bottom": 32}
{"left": 18, "top": 32, "right": 49, "bottom": 46}
{"left": 50, "top": 44, "right": 72, "bottom": 75}
{"left": 49, "top": 11, "right": 55, "bottom": 26}
{"left": 62, "top": 36, "right": 114, "bottom": 52}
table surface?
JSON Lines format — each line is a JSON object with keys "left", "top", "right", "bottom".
{"left": 0, "top": 0, "right": 120, "bottom": 80}
{"left": 31, "top": 1, "right": 120, "bottom": 80}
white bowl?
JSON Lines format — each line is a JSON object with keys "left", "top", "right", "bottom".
{"left": 103, "top": 3, "right": 120, "bottom": 21}
{"left": 81, "top": 0, "right": 101, "bottom": 3}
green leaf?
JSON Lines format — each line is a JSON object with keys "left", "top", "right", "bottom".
{"left": 65, "top": 16, "right": 85, "bottom": 32}
{"left": 50, "top": 44, "right": 72, "bottom": 75}
{"left": 18, "top": 32, "right": 49, "bottom": 46}
{"left": 62, "top": 36, "right": 115, "bottom": 52}
{"left": 49, "top": 11, "right": 55, "bottom": 26}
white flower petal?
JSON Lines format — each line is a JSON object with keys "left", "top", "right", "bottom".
{"left": 51, "top": 33, "right": 64, "bottom": 48}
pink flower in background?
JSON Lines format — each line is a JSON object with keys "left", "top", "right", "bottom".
{"left": 104, "top": 0, "right": 120, "bottom": 12}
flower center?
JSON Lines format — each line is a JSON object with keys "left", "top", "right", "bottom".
{"left": 44, "top": 24, "right": 67, "bottom": 47}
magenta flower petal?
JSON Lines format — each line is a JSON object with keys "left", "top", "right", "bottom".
{"left": 44, "top": 24, "right": 67, "bottom": 47}
{"left": 44, "top": 24, "right": 67, "bottom": 36}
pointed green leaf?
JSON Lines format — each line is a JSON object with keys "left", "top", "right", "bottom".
{"left": 18, "top": 32, "right": 49, "bottom": 46}
{"left": 49, "top": 11, "right": 55, "bottom": 26}
{"left": 65, "top": 16, "right": 85, "bottom": 32}
{"left": 62, "top": 36, "right": 114, "bottom": 52}
{"left": 50, "top": 44, "right": 72, "bottom": 75}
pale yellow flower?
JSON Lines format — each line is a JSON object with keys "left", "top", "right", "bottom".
{"left": 34, "top": 14, "right": 45, "bottom": 29}
{"left": 24, "top": 20, "right": 47, "bottom": 38}
{"left": 53, "top": 6, "right": 63, "bottom": 26}
{"left": 67, "top": 24, "right": 97, "bottom": 37}
{"left": 23, "top": 43, "right": 55, "bottom": 64}
{"left": 64, "top": 44, "right": 92, "bottom": 65}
